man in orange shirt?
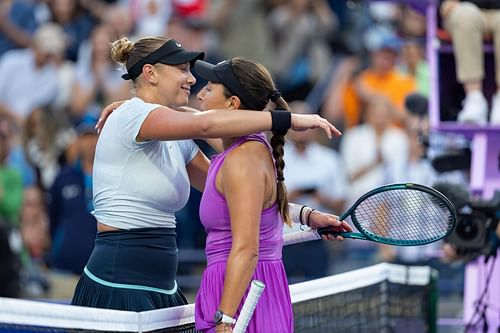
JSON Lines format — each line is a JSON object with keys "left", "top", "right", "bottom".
{"left": 342, "top": 31, "right": 417, "bottom": 128}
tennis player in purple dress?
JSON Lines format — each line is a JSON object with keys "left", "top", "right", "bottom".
{"left": 193, "top": 58, "right": 351, "bottom": 333}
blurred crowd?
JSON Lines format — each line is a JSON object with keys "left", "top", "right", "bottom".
{"left": 0, "top": 0, "right": 469, "bottom": 299}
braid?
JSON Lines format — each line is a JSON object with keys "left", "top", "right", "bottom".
{"left": 270, "top": 132, "right": 291, "bottom": 226}
{"left": 230, "top": 58, "right": 291, "bottom": 225}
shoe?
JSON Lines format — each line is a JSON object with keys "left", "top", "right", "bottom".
{"left": 457, "top": 91, "right": 488, "bottom": 125}
{"left": 490, "top": 93, "right": 500, "bottom": 125}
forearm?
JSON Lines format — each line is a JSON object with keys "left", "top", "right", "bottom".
{"left": 218, "top": 249, "right": 258, "bottom": 316}
{"left": 141, "top": 109, "right": 274, "bottom": 141}
{"left": 174, "top": 107, "right": 224, "bottom": 151}
{"left": 196, "top": 110, "right": 273, "bottom": 138}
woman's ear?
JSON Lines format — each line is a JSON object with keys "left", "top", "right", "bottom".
{"left": 227, "top": 96, "right": 241, "bottom": 109}
{"left": 142, "top": 64, "right": 158, "bottom": 85}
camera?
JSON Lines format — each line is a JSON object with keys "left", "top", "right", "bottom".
{"left": 433, "top": 182, "right": 500, "bottom": 262}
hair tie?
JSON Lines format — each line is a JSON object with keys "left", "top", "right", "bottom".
{"left": 277, "top": 176, "right": 285, "bottom": 182}
{"left": 269, "top": 90, "right": 281, "bottom": 102}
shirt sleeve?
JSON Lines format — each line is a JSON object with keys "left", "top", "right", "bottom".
{"left": 177, "top": 139, "right": 200, "bottom": 164}
{"left": 117, "top": 98, "right": 163, "bottom": 149}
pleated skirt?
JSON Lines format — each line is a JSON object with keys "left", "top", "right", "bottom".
{"left": 71, "top": 227, "right": 187, "bottom": 311}
{"left": 194, "top": 259, "right": 293, "bottom": 333}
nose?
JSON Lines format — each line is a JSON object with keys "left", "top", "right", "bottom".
{"left": 196, "top": 86, "right": 207, "bottom": 101}
{"left": 187, "top": 70, "right": 196, "bottom": 85}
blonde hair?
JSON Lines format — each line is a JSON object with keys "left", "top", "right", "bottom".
{"left": 110, "top": 36, "right": 168, "bottom": 78}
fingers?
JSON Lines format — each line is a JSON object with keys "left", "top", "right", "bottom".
{"left": 321, "top": 234, "right": 345, "bottom": 241}
{"left": 340, "top": 221, "right": 353, "bottom": 232}
{"left": 95, "top": 117, "right": 103, "bottom": 134}
{"left": 95, "top": 100, "right": 125, "bottom": 134}
{"left": 316, "top": 116, "right": 341, "bottom": 139}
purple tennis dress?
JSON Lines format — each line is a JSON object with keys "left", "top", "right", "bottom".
{"left": 194, "top": 134, "right": 293, "bottom": 333}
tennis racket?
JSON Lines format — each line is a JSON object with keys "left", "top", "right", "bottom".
{"left": 233, "top": 280, "right": 265, "bottom": 333}
{"left": 284, "top": 183, "right": 457, "bottom": 246}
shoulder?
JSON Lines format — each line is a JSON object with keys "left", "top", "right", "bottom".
{"left": 116, "top": 98, "right": 162, "bottom": 120}
{"left": 222, "top": 141, "right": 270, "bottom": 176}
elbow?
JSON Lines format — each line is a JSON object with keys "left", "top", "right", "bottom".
{"left": 232, "top": 244, "right": 259, "bottom": 263}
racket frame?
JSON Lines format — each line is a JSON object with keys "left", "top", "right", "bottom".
{"left": 317, "top": 183, "right": 457, "bottom": 246}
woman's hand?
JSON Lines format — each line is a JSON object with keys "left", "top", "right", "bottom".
{"left": 308, "top": 211, "right": 352, "bottom": 241}
{"left": 95, "top": 100, "right": 126, "bottom": 134}
{"left": 290, "top": 113, "right": 342, "bottom": 139}
{"left": 215, "top": 323, "right": 233, "bottom": 333}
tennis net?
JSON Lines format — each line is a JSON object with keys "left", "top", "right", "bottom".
{"left": 0, "top": 263, "right": 436, "bottom": 333}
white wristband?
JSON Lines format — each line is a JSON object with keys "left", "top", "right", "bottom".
{"left": 288, "top": 203, "right": 303, "bottom": 224}
{"left": 288, "top": 203, "right": 313, "bottom": 225}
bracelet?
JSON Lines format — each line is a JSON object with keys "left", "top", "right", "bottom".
{"left": 299, "top": 205, "right": 307, "bottom": 225}
{"left": 306, "top": 209, "right": 316, "bottom": 227}
{"left": 301, "top": 206, "right": 313, "bottom": 227}
{"left": 270, "top": 110, "right": 291, "bottom": 134}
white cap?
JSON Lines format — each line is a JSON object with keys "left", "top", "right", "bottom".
{"left": 33, "top": 23, "right": 66, "bottom": 56}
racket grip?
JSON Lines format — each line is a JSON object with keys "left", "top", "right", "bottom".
{"left": 233, "top": 280, "right": 265, "bottom": 333}
{"left": 283, "top": 229, "right": 321, "bottom": 246}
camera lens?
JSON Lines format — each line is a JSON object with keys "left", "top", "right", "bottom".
{"left": 456, "top": 215, "right": 480, "bottom": 241}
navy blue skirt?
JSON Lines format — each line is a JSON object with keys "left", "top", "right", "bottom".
{"left": 71, "top": 227, "right": 187, "bottom": 311}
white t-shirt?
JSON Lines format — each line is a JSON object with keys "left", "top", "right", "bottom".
{"left": 340, "top": 124, "right": 409, "bottom": 205}
{"left": 283, "top": 141, "right": 348, "bottom": 234}
{"left": 0, "top": 49, "right": 59, "bottom": 118}
{"left": 92, "top": 97, "right": 199, "bottom": 229}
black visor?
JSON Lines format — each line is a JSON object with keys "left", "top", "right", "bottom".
{"left": 122, "top": 39, "right": 204, "bottom": 80}
{"left": 194, "top": 59, "right": 261, "bottom": 110}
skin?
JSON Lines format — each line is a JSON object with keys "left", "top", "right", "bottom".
{"left": 196, "top": 81, "right": 351, "bottom": 332}
{"left": 95, "top": 61, "right": 347, "bottom": 232}
{"left": 94, "top": 61, "right": 351, "bottom": 318}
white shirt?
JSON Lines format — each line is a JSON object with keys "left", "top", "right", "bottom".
{"left": 92, "top": 97, "right": 199, "bottom": 229}
{"left": 0, "top": 49, "right": 59, "bottom": 118}
{"left": 284, "top": 141, "right": 348, "bottom": 205}
{"left": 340, "top": 124, "right": 409, "bottom": 205}
{"left": 283, "top": 141, "right": 348, "bottom": 234}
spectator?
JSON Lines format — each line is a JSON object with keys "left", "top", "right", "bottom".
{"left": 209, "top": 0, "right": 273, "bottom": 70}
{"left": 340, "top": 95, "right": 408, "bottom": 204}
{"left": 22, "top": 106, "right": 76, "bottom": 191}
{"left": 47, "top": 0, "right": 95, "bottom": 62}
{"left": 128, "top": 0, "right": 172, "bottom": 38}
{"left": 0, "top": 22, "right": 67, "bottom": 127}
{"left": 0, "top": 0, "right": 39, "bottom": 56}
{"left": 47, "top": 115, "right": 97, "bottom": 275}
{"left": 20, "top": 186, "right": 50, "bottom": 261}
{"left": 440, "top": 0, "right": 500, "bottom": 124}
{"left": 0, "top": 112, "right": 22, "bottom": 227}
{"left": 100, "top": 3, "right": 134, "bottom": 40}
{"left": 18, "top": 185, "right": 51, "bottom": 297}
{"left": 70, "top": 24, "right": 131, "bottom": 121}
{"left": 267, "top": 0, "right": 337, "bottom": 100}
{"left": 399, "top": 40, "right": 430, "bottom": 96}
{"left": 341, "top": 27, "right": 417, "bottom": 127}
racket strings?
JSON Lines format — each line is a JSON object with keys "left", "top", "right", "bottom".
{"left": 353, "top": 189, "right": 454, "bottom": 243}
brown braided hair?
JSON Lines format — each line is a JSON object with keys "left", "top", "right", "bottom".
{"left": 227, "top": 58, "right": 291, "bottom": 226}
